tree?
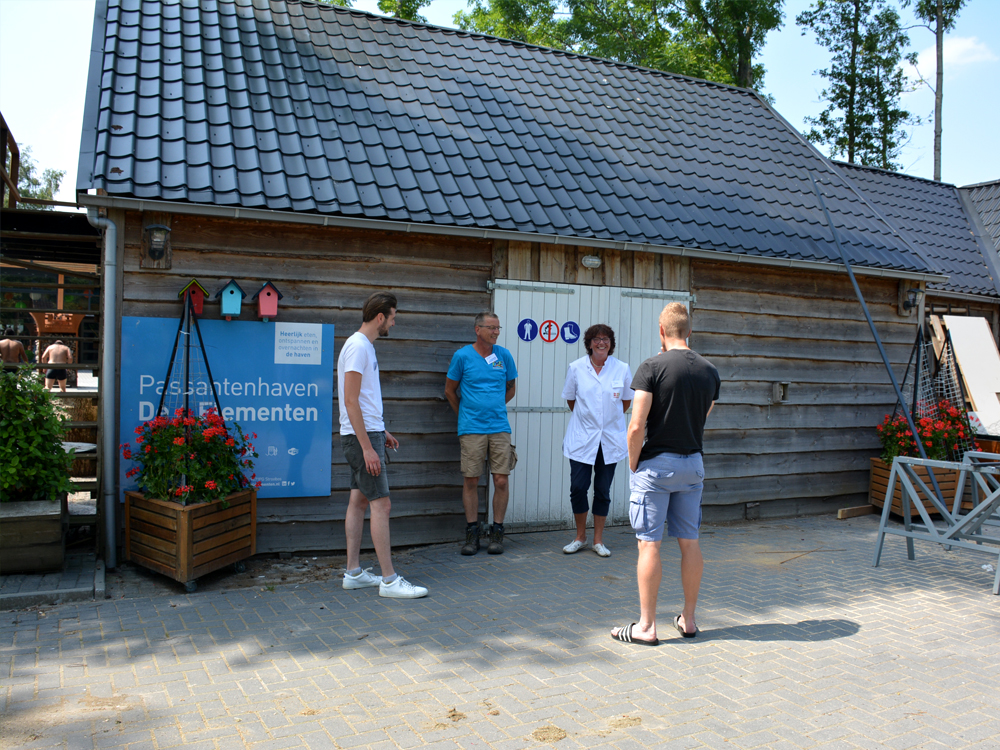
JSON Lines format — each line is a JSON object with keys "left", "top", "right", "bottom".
{"left": 377, "top": 0, "right": 430, "bottom": 22}
{"left": 15, "top": 146, "right": 65, "bottom": 210}
{"left": 455, "top": 0, "right": 783, "bottom": 90}
{"left": 453, "top": 0, "right": 572, "bottom": 48}
{"left": 797, "top": 0, "right": 919, "bottom": 171}
{"left": 908, "top": 0, "right": 966, "bottom": 181}
{"left": 682, "top": 0, "right": 784, "bottom": 89}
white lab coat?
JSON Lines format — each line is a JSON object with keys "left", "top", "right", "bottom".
{"left": 561, "top": 355, "right": 634, "bottom": 465}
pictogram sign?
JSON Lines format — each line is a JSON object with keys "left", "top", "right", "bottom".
{"left": 539, "top": 320, "right": 560, "bottom": 342}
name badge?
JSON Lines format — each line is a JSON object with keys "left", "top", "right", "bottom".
{"left": 612, "top": 381, "right": 623, "bottom": 400}
{"left": 485, "top": 353, "right": 498, "bottom": 365}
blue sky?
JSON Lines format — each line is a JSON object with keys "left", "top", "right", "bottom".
{"left": 1, "top": 0, "right": 996, "bottom": 203}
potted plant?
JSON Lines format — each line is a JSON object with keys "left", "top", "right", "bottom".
{"left": 0, "top": 366, "right": 75, "bottom": 573}
{"left": 121, "top": 408, "right": 261, "bottom": 592}
{"left": 870, "top": 400, "right": 979, "bottom": 515}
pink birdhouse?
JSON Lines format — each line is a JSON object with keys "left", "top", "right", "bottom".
{"left": 252, "top": 281, "right": 283, "bottom": 322}
{"left": 178, "top": 279, "right": 209, "bottom": 316}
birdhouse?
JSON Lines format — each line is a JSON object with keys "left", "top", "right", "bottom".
{"left": 252, "top": 281, "right": 283, "bottom": 322}
{"left": 214, "top": 279, "right": 246, "bottom": 321}
{"left": 178, "top": 279, "right": 209, "bottom": 316}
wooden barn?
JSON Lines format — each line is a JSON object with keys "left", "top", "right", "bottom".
{"left": 76, "top": 0, "right": 999, "bottom": 554}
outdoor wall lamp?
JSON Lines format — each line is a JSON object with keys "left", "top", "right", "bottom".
{"left": 902, "top": 288, "right": 924, "bottom": 311}
{"left": 143, "top": 224, "right": 172, "bottom": 261}
{"left": 581, "top": 255, "right": 602, "bottom": 269}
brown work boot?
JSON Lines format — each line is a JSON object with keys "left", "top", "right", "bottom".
{"left": 487, "top": 524, "right": 504, "bottom": 555}
{"left": 460, "top": 525, "right": 480, "bottom": 556}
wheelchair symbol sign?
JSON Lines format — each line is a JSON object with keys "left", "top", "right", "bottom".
{"left": 561, "top": 322, "right": 580, "bottom": 343}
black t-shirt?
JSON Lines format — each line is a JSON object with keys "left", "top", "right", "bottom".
{"left": 632, "top": 348, "right": 720, "bottom": 461}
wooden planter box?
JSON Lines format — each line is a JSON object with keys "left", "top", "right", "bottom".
{"left": 0, "top": 496, "right": 67, "bottom": 574}
{"left": 869, "top": 457, "right": 973, "bottom": 516}
{"left": 124, "top": 489, "right": 256, "bottom": 592}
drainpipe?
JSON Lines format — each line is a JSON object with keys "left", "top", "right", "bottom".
{"left": 86, "top": 207, "right": 117, "bottom": 569}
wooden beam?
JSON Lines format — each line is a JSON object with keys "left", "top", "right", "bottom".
{"left": 837, "top": 505, "right": 874, "bottom": 519}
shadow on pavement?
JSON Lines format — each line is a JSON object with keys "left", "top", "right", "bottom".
{"left": 678, "top": 618, "right": 861, "bottom": 642}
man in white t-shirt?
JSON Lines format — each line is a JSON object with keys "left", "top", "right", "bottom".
{"left": 338, "top": 291, "right": 428, "bottom": 599}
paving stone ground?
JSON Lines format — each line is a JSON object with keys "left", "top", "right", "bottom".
{"left": 1, "top": 515, "right": 998, "bottom": 749}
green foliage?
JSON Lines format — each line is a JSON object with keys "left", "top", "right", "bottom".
{"left": 377, "top": 0, "right": 430, "bottom": 22}
{"left": 682, "top": 1, "right": 784, "bottom": 88}
{"left": 454, "top": 0, "right": 572, "bottom": 48}
{"left": 0, "top": 367, "right": 75, "bottom": 502}
{"left": 15, "top": 146, "right": 65, "bottom": 210}
{"left": 797, "top": 0, "right": 919, "bottom": 171}
{"left": 909, "top": 0, "right": 965, "bottom": 31}
{"left": 315, "top": 0, "right": 354, "bottom": 8}
{"left": 454, "top": 0, "right": 783, "bottom": 90}
{"left": 122, "top": 409, "right": 260, "bottom": 505}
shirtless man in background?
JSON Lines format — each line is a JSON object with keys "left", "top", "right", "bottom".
{"left": 0, "top": 328, "right": 28, "bottom": 370}
{"left": 41, "top": 340, "right": 73, "bottom": 392}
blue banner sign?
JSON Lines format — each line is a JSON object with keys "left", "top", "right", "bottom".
{"left": 119, "top": 317, "right": 334, "bottom": 499}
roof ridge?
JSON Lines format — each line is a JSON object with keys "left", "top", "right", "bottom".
{"left": 960, "top": 178, "right": 1000, "bottom": 190}
{"left": 295, "top": 0, "right": 759, "bottom": 98}
{"left": 833, "top": 160, "right": 957, "bottom": 188}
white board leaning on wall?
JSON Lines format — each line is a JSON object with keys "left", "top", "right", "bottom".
{"left": 944, "top": 315, "right": 1000, "bottom": 436}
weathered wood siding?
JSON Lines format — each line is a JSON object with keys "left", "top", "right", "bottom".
{"left": 692, "top": 261, "right": 915, "bottom": 518}
{"left": 120, "top": 211, "right": 491, "bottom": 552}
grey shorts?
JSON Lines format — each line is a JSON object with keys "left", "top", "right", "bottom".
{"left": 342, "top": 431, "right": 390, "bottom": 500}
{"left": 629, "top": 452, "right": 705, "bottom": 542}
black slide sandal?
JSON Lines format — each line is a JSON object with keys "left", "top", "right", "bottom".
{"left": 610, "top": 623, "right": 659, "bottom": 646}
{"left": 673, "top": 615, "right": 698, "bottom": 638}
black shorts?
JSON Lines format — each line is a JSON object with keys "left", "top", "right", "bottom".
{"left": 45, "top": 368, "right": 68, "bottom": 381}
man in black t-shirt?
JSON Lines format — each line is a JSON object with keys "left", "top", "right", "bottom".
{"left": 611, "top": 303, "right": 719, "bottom": 647}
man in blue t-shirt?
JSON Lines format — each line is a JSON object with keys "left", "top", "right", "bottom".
{"left": 445, "top": 311, "right": 518, "bottom": 556}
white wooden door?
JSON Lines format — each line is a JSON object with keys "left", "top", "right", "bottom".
{"left": 493, "top": 279, "right": 692, "bottom": 527}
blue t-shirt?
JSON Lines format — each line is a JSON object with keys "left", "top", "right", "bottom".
{"left": 447, "top": 344, "right": 517, "bottom": 435}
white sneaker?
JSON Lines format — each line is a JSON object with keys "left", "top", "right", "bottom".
{"left": 593, "top": 543, "right": 611, "bottom": 558}
{"left": 343, "top": 567, "right": 382, "bottom": 590}
{"left": 563, "top": 539, "right": 587, "bottom": 554}
{"left": 379, "top": 575, "right": 428, "bottom": 599}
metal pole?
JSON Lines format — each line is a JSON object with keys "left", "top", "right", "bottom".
{"left": 808, "top": 176, "right": 943, "bottom": 503}
{"left": 86, "top": 208, "right": 118, "bottom": 569}
{"left": 156, "top": 304, "right": 186, "bottom": 417}
{"left": 190, "top": 302, "right": 225, "bottom": 419}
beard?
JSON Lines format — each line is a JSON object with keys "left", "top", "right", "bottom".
{"left": 378, "top": 322, "right": 391, "bottom": 337}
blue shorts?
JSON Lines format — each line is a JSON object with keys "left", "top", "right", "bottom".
{"left": 629, "top": 452, "right": 705, "bottom": 541}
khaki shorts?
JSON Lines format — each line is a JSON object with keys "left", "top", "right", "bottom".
{"left": 460, "top": 432, "right": 513, "bottom": 477}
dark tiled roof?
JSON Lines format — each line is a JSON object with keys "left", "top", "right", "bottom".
{"left": 78, "top": 0, "right": 940, "bottom": 276}
{"left": 962, "top": 180, "right": 1000, "bottom": 253}
{"left": 837, "top": 163, "right": 1000, "bottom": 298}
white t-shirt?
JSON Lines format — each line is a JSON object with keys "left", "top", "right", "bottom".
{"left": 561, "top": 355, "right": 634, "bottom": 464}
{"left": 337, "top": 331, "right": 384, "bottom": 435}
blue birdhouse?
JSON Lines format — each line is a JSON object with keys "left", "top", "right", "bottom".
{"left": 252, "top": 281, "right": 283, "bottom": 322}
{"left": 214, "top": 279, "right": 246, "bottom": 321}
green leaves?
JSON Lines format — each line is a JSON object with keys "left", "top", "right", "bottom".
{"left": 0, "top": 367, "right": 74, "bottom": 502}
{"left": 797, "top": 0, "right": 919, "bottom": 171}
{"left": 15, "top": 146, "right": 66, "bottom": 210}
{"left": 454, "top": 0, "right": 784, "bottom": 90}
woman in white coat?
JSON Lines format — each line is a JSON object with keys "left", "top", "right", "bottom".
{"left": 560, "top": 324, "right": 633, "bottom": 557}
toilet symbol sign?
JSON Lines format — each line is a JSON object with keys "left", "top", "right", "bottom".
{"left": 517, "top": 318, "right": 538, "bottom": 342}
{"left": 560, "top": 321, "right": 580, "bottom": 343}
{"left": 539, "top": 320, "right": 560, "bottom": 342}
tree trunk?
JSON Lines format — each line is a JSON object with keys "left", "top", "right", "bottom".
{"left": 933, "top": 0, "right": 944, "bottom": 181}
{"left": 847, "top": 0, "right": 862, "bottom": 163}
